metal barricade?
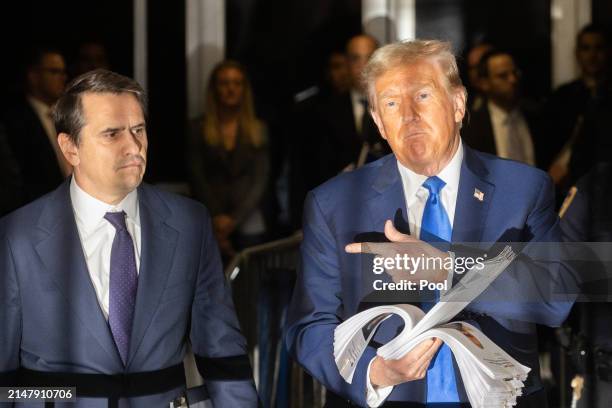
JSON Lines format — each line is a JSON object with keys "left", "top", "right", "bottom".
{"left": 225, "top": 232, "right": 324, "bottom": 408}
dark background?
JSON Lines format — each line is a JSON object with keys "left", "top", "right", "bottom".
{"left": 1, "top": 0, "right": 611, "bottom": 182}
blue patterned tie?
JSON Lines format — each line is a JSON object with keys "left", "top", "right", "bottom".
{"left": 420, "top": 176, "right": 459, "bottom": 403}
{"left": 104, "top": 211, "right": 138, "bottom": 365}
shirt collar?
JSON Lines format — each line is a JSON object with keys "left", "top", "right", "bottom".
{"left": 351, "top": 89, "right": 367, "bottom": 105}
{"left": 488, "top": 100, "right": 521, "bottom": 124}
{"left": 397, "top": 140, "right": 463, "bottom": 201}
{"left": 27, "top": 96, "right": 52, "bottom": 117}
{"left": 70, "top": 176, "right": 139, "bottom": 232}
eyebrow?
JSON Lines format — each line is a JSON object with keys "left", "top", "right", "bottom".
{"left": 99, "top": 123, "right": 146, "bottom": 134}
{"left": 100, "top": 126, "right": 124, "bottom": 134}
{"left": 378, "top": 89, "right": 400, "bottom": 99}
{"left": 378, "top": 83, "right": 433, "bottom": 99}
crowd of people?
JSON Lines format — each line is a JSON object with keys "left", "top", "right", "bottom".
{"left": 1, "top": 25, "right": 610, "bottom": 238}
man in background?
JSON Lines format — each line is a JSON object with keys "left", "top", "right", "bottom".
{"left": 290, "top": 35, "right": 387, "bottom": 228}
{"left": 3, "top": 47, "right": 70, "bottom": 203}
{"left": 546, "top": 24, "right": 611, "bottom": 187}
{"left": 318, "top": 34, "right": 389, "bottom": 177}
{"left": 462, "top": 49, "right": 543, "bottom": 168}
{"left": 73, "top": 40, "right": 111, "bottom": 77}
{"left": 465, "top": 42, "right": 493, "bottom": 110}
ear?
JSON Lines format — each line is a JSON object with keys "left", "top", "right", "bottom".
{"left": 452, "top": 90, "right": 467, "bottom": 123}
{"left": 57, "top": 133, "right": 80, "bottom": 167}
{"left": 370, "top": 106, "right": 388, "bottom": 141}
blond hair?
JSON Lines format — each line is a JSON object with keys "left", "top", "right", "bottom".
{"left": 203, "top": 60, "right": 264, "bottom": 147}
{"left": 362, "top": 39, "right": 467, "bottom": 109}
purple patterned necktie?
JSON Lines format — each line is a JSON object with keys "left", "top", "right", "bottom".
{"left": 104, "top": 211, "right": 138, "bottom": 365}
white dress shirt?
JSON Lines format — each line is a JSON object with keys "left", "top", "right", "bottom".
{"left": 70, "top": 177, "right": 141, "bottom": 320}
{"left": 488, "top": 101, "right": 535, "bottom": 166}
{"left": 351, "top": 89, "right": 368, "bottom": 134}
{"left": 365, "top": 143, "right": 463, "bottom": 407}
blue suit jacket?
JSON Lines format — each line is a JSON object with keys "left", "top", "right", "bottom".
{"left": 0, "top": 181, "right": 258, "bottom": 407}
{"left": 285, "top": 144, "right": 577, "bottom": 406}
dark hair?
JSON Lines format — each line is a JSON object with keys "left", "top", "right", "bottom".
{"left": 52, "top": 69, "right": 147, "bottom": 145}
{"left": 476, "top": 49, "right": 512, "bottom": 79}
{"left": 576, "top": 23, "right": 609, "bottom": 46}
{"left": 25, "top": 46, "right": 63, "bottom": 70}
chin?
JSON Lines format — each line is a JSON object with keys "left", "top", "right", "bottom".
{"left": 120, "top": 175, "right": 144, "bottom": 191}
{"left": 405, "top": 147, "right": 431, "bottom": 165}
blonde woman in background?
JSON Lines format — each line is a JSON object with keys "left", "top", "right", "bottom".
{"left": 188, "top": 60, "right": 269, "bottom": 260}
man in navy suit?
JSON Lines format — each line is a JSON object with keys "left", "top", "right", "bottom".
{"left": 285, "top": 40, "right": 577, "bottom": 407}
{"left": 0, "top": 70, "right": 258, "bottom": 407}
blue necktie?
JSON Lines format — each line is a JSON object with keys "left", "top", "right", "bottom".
{"left": 104, "top": 211, "right": 138, "bottom": 365}
{"left": 420, "top": 176, "right": 459, "bottom": 403}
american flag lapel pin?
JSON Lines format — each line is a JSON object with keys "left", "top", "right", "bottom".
{"left": 473, "top": 188, "right": 484, "bottom": 202}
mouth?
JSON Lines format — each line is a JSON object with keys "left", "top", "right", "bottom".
{"left": 117, "top": 162, "right": 145, "bottom": 170}
{"left": 402, "top": 131, "right": 426, "bottom": 139}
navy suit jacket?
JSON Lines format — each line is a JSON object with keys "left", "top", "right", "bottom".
{"left": 0, "top": 181, "right": 258, "bottom": 407}
{"left": 286, "top": 143, "right": 577, "bottom": 406}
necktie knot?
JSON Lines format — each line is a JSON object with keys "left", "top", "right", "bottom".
{"left": 422, "top": 176, "right": 445, "bottom": 196}
{"left": 104, "top": 211, "right": 128, "bottom": 231}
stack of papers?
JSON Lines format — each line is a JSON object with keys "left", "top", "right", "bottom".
{"left": 334, "top": 246, "right": 529, "bottom": 408}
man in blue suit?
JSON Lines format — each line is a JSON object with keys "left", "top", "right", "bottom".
{"left": 0, "top": 70, "right": 258, "bottom": 407}
{"left": 285, "top": 40, "right": 577, "bottom": 407}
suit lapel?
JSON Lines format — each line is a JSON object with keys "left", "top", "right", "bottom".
{"left": 34, "top": 182, "right": 124, "bottom": 371}
{"left": 366, "top": 156, "right": 410, "bottom": 235}
{"left": 452, "top": 145, "right": 495, "bottom": 243}
{"left": 364, "top": 148, "right": 493, "bottom": 242}
{"left": 127, "top": 185, "right": 179, "bottom": 368}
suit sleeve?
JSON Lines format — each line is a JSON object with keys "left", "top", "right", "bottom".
{"left": 0, "top": 125, "right": 23, "bottom": 215}
{"left": 189, "top": 210, "right": 259, "bottom": 407}
{"left": 285, "top": 191, "right": 376, "bottom": 407}
{"left": 466, "top": 174, "right": 579, "bottom": 327}
{"left": 0, "top": 233, "right": 21, "bottom": 390}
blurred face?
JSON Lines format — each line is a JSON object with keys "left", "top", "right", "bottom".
{"left": 327, "top": 53, "right": 350, "bottom": 93}
{"left": 31, "top": 53, "right": 67, "bottom": 104}
{"left": 59, "top": 92, "right": 147, "bottom": 204}
{"left": 370, "top": 60, "right": 466, "bottom": 176}
{"left": 77, "top": 43, "right": 110, "bottom": 74}
{"left": 467, "top": 44, "right": 492, "bottom": 90}
{"left": 347, "top": 36, "right": 377, "bottom": 92}
{"left": 481, "top": 54, "right": 520, "bottom": 108}
{"left": 576, "top": 32, "right": 608, "bottom": 78}
{"left": 215, "top": 67, "right": 245, "bottom": 109}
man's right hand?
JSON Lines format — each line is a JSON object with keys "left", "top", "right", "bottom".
{"left": 345, "top": 220, "right": 451, "bottom": 285}
{"left": 369, "top": 338, "right": 443, "bottom": 387}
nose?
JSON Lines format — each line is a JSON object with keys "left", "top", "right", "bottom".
{"left": 401, "top": 99, "right": 419, "bottom": 123}
{"left": 124, "top": 130, "right": 143, "bottom": 154}
{"left": 507, "top": 69, "right": 520, "bottom": 85}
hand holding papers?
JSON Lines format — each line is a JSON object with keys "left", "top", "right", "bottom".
{"left": 335, "top": 245, "right": 529, "bottom": 408}
{"left": 369, "top": 337, "right": 443, "bottom": 387}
